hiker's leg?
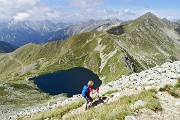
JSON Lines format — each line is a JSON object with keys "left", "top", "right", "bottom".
{"left": 88, "top": 97, "right": 93, "bottom": 108}
{"left": 85, "top": 97, "right": 88, "bottom": 110}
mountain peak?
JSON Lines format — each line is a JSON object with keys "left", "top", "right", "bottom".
{"left": 112, "top": 17, "right": 120, "bottom": 22}
{"left": 88, "top": 19, "right": 96, "bottom": 23}
{"left": 145, "top": 12, "right": 155, "bottom": 15}
{"left": 141, "top": 12, "right": 158, "bottom": 19}
{"left": 136, "top": 12, "right": 165, "bottom": 27}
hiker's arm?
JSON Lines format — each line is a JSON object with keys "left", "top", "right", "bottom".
{"left": 89, "top": 87, "right": 96, "bottom": 94}
{"left": 96, "top": 88, "right": 99, "bottom": 92}
{"left": 92, "top": 88, "right": 99, "bottom": 94}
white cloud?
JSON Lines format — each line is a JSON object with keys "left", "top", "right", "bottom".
{"left": 62, "top": 9, "right": 121, "bottom": 22}
{"left": 101, "top": 9, "right": 120, "bottom": 19}
{"left": 14, "top": 6, "right": 64, "bottom": 21}
{"left": 0, "top": 0, "right": 140, "bottom": 22}
{"left": 60, "top": 8, "right": 136, "bottom": 22}
{"left": 120, "top": 9, "right": 137, "bottom": 20}
{"left": 68, "top": 0, "right": 103, "bottom": 10}
{"left": 122, "top": 9, "right": 135, "bottom": 15}
{"left": 0, "top": 0, "right": 64, "bottom": 22}
{"left": 13, "top": 12, "right": 30, "bottom": 21}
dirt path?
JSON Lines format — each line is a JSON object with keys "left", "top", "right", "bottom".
{"left": 139, "top": 92, "right": 180, "bottom": 120}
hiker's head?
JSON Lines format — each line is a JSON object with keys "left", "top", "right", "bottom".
{"left": 87, "top": 80, "right": 94, "bottom": 87}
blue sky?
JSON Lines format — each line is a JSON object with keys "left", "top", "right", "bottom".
{"left": 0, "top": 0, "right": 179, "bottom": 22}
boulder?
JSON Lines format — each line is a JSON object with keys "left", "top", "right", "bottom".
{"left": 165, "top": 72, "right": 177, "bottom": 79}
{"left": 155, "top": 67, "right": 167, "bottom": 73}
{"left": 130, "top": 100, "right": 146, "bottom": 110}
{"left": 175, "top": 102, "right": 180, "bottom": 106}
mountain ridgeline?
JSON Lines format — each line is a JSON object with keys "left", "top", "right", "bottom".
{"left": 0, "top": 12, "right": 180, "bottom": 84}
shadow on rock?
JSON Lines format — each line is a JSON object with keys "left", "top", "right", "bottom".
{"left": 92, "top": 97, "right": 108, "bottom": 107}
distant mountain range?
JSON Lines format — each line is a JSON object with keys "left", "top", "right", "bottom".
{"left": 0, "top": 18, "right": 121, "bottom": 47}
{"left": 48, "top": 18, "right": 121, "bottom": 42}
{"left": 0, "top": 20, "right": 69, "bottom": 46}
{"left": 0, "top": 41, "right": 16, "bottom": 53}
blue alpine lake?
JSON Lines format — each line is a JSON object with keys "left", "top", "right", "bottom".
{"left": 29, "top": 67, "right": 102, "bottom": 97}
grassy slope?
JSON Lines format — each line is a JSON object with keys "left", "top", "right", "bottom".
{"left": 69, "top": 90, "right": 161, "bottom": 120}
{"left": 20, "top": 90, "right": 161, "bottom": 120}
{"left": 0, "top": 81, "right": 50, "bottom": 108}
{"left": 0, "top": 31, "right": 133, "bottom": 83}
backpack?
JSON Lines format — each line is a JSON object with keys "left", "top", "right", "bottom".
{"left": 82, "top": 85, "right": 88, "bottom": 97}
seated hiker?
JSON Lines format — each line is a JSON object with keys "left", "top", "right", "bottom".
{"left": 82, "top": 80, "right": 99, "bottom": 110}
